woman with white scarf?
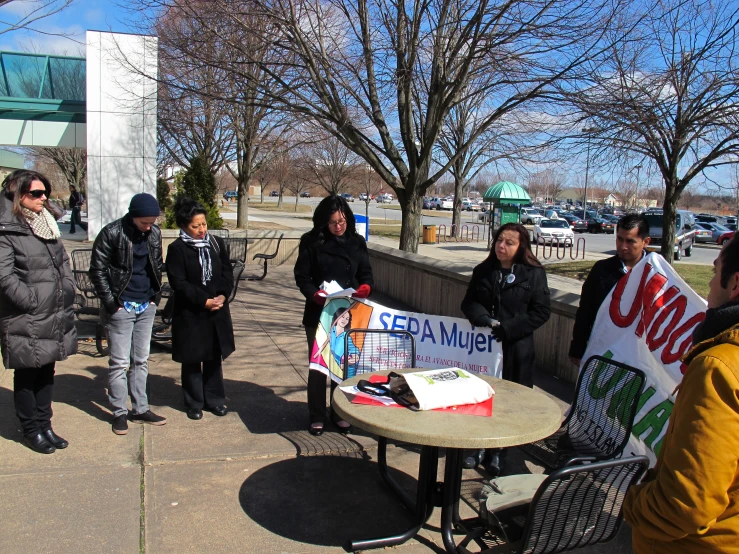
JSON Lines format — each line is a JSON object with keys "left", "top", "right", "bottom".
{"left": 166, "top": 197, "right": 235, "bottom": 420}
{"left": 0, "top": 170, "right": 77, "bottom": 454}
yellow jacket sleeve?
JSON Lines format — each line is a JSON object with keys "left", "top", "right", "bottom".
{"left": 624, "top": 350, "right": 739, "bottom": 542}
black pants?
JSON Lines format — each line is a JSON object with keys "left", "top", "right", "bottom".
{"left": 181, "top": 359, "right": 226, "bottom": 410}
{"left": 305, "top": 326, "right": 338, "bottom": 424}
{"left": 14, "top": 363, "right": 55, "bottom": 437}
{"left": 69, "top": 206, "right": 87, "bottom": 233}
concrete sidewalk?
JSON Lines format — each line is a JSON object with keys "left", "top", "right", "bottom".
{"left": 0, "top": 265, "right": 632, "bottom": 553}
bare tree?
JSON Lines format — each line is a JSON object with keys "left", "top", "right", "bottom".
{"left": 286, "top": 156, "right": 312, "bottom": 210}
{"left": 567, "top": 0, "right": 739, "bottom": 262}
{"left": 611, "top": 179, "right": 638, "bottom": 208}
{"left": 25, "top": 147, "right": 86, "bottom": 195}
{"left": 0, "top": 0, "right": 75, "bottom": 37}
{"left": 527, "top": 169, "right": 567, "bottom": 204}
{"left": 303, "top": 129, "right": 358, "bottom": 196}
{"left": 357, "top": 165, "right": 384, "bottom": 223}
{"left": 234, "top": 0, "right": 627, "bottom": 252}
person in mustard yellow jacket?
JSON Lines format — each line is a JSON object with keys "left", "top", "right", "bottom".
{"left": 624, "top": 235, "right": 739, "bottom": 554}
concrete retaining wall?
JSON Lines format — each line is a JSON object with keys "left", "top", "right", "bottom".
{"left": 366, "top": 243, "right": 580, "bottom": 383}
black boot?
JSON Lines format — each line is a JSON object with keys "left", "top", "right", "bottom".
{"left": 482, "top": 448, "right": 507, "bottom": 477}
{"left": 462, "top": 449, "right": 484, "bottom": 469}
{"left": 23, "top": 433, "right": 56, "bottom": 454}
{"left": 43, "top": 429, "right": 69, "bottom": 449}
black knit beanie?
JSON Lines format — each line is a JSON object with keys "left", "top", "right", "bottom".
{"left": 128, "top": 193, "right": 160, "bottom": 218}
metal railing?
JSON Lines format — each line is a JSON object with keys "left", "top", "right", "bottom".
{"left": 534, "top": 235, "right": 586, "bottom": 260}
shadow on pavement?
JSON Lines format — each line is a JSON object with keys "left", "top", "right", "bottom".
{"left": 238, "top": 454, "right": 422, "bottom": 549}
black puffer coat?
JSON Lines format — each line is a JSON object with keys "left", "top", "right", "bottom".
{"left": 0, "top": 195, "right": 77, "bottom": 369}
{"left": 166, "top": 236, "right": 235, "bottom": 364}
{"left": 461, "top": 258, "right": 551, "bottom": 388}
{"left": 294, "top": 230, "right": 374, "bottom": 327}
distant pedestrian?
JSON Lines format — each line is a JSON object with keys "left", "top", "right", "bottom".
{"left": 0, "top": 170, "right": 77, "bottom": 454}
{"left": 167, "top": 197, "right": 235, "bottom": 420}
{"left": 68, "top": 184, "right": 86, "bottom": 234}
{"left": 89, "top": 193, "right": 167, "bottom": 435}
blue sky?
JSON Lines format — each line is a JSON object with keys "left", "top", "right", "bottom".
{"left": 0, "top": 0, "right": 142, "bottom": 55}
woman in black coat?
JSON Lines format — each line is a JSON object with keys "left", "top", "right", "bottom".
{"left": 294, "top": 195, "right": 374, "bottom": 436}
{"left": 166, "top": 198, "right": 235, "bottom": 420}
{"left": 461, "top": 222, "right": 551, "bottom": 475}
{"left": 0, "top": 170, "right": 77, "bottom": 454}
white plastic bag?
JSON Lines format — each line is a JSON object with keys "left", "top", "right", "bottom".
{"left": 403, "top": 368, "right": 493, "bottom": 410}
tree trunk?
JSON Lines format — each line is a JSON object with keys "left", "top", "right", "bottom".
{"left": 237, "top": 179, "right": 249, "bottom": 229}
{"left": 295, "top": 195, "right": 299, "bottom": 211}
{"left": 661, "top": 181, "right": 679, "bottom": 264}
{"left": 277, "top": 194, "right": 283, "bottom": 209}
{"left": 399, "top": 191, "right": 424, "bottom": 252}
{"left": 451, "top": 173, "right": 464, "bottom": 238}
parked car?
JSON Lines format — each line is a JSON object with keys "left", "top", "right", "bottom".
{"left": 376, "top": 193, "right": 393, "bottom": 203}
{"left": 694, "top": 223, "right": 715, "bottom": 243}
{"left": 601, "top": 214, "right": 620, "bottom": 225}
{"left": 223, "top": 191, "right": 238, "bottom": 201}
{"left": 520, "top": 207, "right": 543, "bottom": 224}
{"left": 533, "top": 219, "right": 575, "bottom": 245}
{"left": 359, "top": 193, "right": 369, "bottom": 201}
{"left": 300, "top": 191, "right": 311, "bottom": 198}
{"left": 643, "top": 209, "right": 696, "bottom": 260}
{"left": 431, "top": 196, "right": 453, "bottom": 210}
{"left": 270, "top": 190, "right": 279, "bottom": 197}
{"left": 543, "top": 209, "right": 561, "bottom": 220}
{"left": 560, "top": 213, "right": 588, "bottom": 233}
{"left": 341, "top": 193, "right": 355, "bottom": 202}
{"left": 462, "top": 199, "right": 480, "bottom": 211}
{"left": 586, "top": 217, "right": 615, "bottom": 234}
{"left": 423, "top": 197, "right": 433, "bottom": 209}
{"left": 728, "top": 223, "right": 737, "bottom": 232}
{"left": 698, "top": 222, "right": 735, "bottom": 245}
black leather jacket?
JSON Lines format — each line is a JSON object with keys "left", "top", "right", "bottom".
{"left": 90, "top": 215, "right": 163, "bottom": 313}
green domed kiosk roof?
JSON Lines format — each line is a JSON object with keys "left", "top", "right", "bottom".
{"left": 482, "top": 181, "right": 530, "bottom": 204}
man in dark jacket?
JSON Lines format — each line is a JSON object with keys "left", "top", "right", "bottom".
{"left": 569, "top": 213, "right": 650, "bottom": 366}
{"left": 90, "top": 193, "right": 166, "bottom": 435}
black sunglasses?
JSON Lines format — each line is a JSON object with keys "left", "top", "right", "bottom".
{"left": 27, "top": 189, "right": 48, "bottom": 199}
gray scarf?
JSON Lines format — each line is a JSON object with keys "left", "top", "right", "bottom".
{"left": 21, "top": 207, "right": 61, "bottom": 240}
{"left": 179, "top": 230, "right": 217, "bottom": 285}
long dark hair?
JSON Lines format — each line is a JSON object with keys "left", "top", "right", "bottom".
{"left": 1, "top": 169, "right": 59, "bottom": 218}
{"left": 332, "top": 306, "right": 353, "bottom": 328}
{"left": 489, "top": 223, "right": 542, "bottom": 267}
{"left": 312, "top": 195, "right": 357, "bottom": 242}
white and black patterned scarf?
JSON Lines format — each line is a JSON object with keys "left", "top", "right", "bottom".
{"left": 21, "top": 207, "right": 61, "bottom": 240}
{"left": 179, "top": 230, "right": 217, "bottom": 285}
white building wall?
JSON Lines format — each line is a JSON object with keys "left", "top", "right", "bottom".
{"left": 86, "top": 31, "right": 158, "bottom": 239}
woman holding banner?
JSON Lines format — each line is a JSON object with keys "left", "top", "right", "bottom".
{"left": 294, "top": 195, "right": 374, "bottom": 436}
{"left": 461, "top": 222, "right": 551, "bottom": 475}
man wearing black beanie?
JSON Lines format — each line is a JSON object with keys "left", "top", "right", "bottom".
{"left": 90, "top": 193, "right": 167, "bottom": 435}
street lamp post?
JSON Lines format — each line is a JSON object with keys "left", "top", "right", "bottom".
{"left": 582, "top": 127, "right": 597, "bottom": 217}
{"left": 634, "top": 164, "right": 642, "bottom": 211}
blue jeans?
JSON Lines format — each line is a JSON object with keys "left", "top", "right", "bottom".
{"left": 103, "top": 305, "right": 155, "bottom": 417}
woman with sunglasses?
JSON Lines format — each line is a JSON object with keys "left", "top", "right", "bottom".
{"left": 294, "top": 195, "right": 373, "bottom": 436}
{"left": 0, "top": 170, "right": 77, "bottom": 454}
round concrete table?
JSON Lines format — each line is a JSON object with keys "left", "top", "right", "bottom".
{"left": 333, "top": 369, "right": 563, "bottom": 553}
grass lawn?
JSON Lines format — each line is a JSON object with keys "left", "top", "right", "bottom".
{"left": 546, "top": 260, "right": 712, "bottom": 299}
{"left": 249, "top": 202, "right": 312, "bottom": 214}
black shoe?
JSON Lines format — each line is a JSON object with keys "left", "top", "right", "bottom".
{"left": 112, "top": 414, "right": 128, "bottom": 435}
{"left": 23, "top": 433, "right": 56, "bottom": 454}
{"left": 335, "top": 421, "right": 352, "bottom": 435}
{"left": 43, "top": 429, "right": 69, "bottom": 449}
{"left": 187, "top": 409, "right": 203, "bottom": 420}
{"left": 309, "top": 423, "right": 324, "bottom": 436}
{"left": 130, "top": 410, "right": 167, "bottom": 426}
{"left": 482, "top": 450, "right": 505, "bottom": 477}
{"left": 462, "top": 449, "right": 484, "bottom": 469}
{"left": 210, "top": 406, "right": 228, "bottom": 417}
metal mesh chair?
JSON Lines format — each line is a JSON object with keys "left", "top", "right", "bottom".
{"left": 339, "top": 328, "right": 417, "bottom": 511}
{"left": 222, "top": 236, "right": 247, "bottom": 264}
{"left": 248, "top": 233, "right": 283, "bottom": 281}
{"left": 463, "top": 456, "right": 649, "bottom": 553}
{"left": 70, "top": 248, "right": 108, "bottom": 355}
{"left": 342, "top": 328, "right": 416, "bottom": 380}
{"left": 229, "top": 260, "right": 246, "bottom": 302}
{"left": 520, "top": 355, "right": 646, "bottom": 470}
{"left": 209, "top": 229, "right": 229, "bottom": 239}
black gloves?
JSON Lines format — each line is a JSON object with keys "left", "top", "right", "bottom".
{"left": 474, "top": 314, "right": 495, "bottom": 327}
{"left": 491, "top": 324, "right": 506, "bottom": 342}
